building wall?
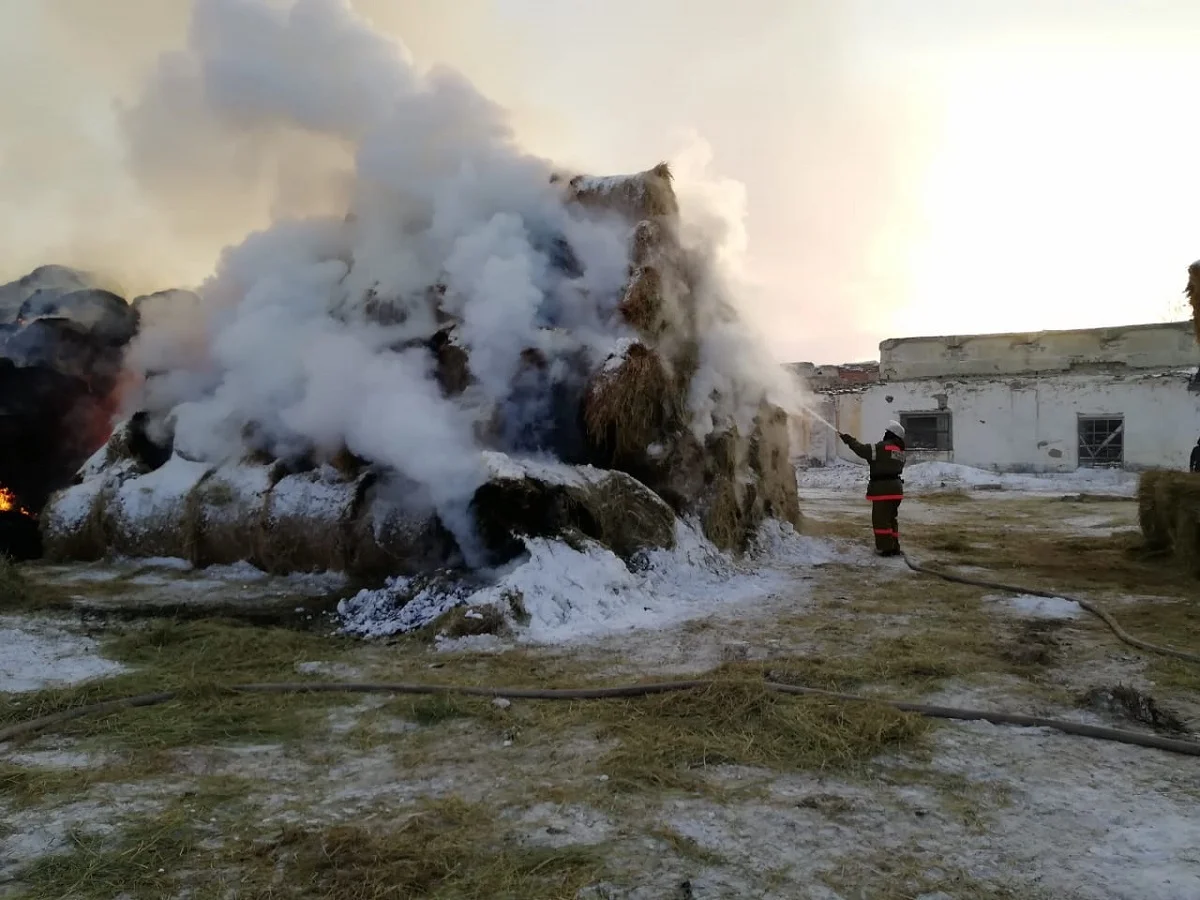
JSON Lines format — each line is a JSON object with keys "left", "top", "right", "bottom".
{"left": 794, "top": 372, "right": 1200, "bottom": 472}
{"left": 880, "top": 322, "right": 1197, "bottom": 381}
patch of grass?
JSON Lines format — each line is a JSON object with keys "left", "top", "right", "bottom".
{"left": 248, "top": 797, "right": 603, "bottom": 900}
{"left": 0, "top": 558, "right": 68, "bottom": 611}
{"left": 822, "top": 850, "right": 1042, "bottom": 899}
{"left": 0, "top": 757, "right": 166, "bottom": 808}
{"left": 591, "top": 682, "right": 928, "bottom": 792}
{"left": 910, "top": 518, "right": 1193, "bottom": 599}
{"left": 16, "top": 776, "right": 253, "bottom": 900}
{"left": 1113, "top": 599, "right": 1200, "bottom": 692}
{"left": 918, "top": 490, "right": 975, "bottom": 505}
{"left": 648, "top": 825, "right": 725, "bottom": 866}
{"left": 0, "top": 620, "right": 359, "bottom": 749}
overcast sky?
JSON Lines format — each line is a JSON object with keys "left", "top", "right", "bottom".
{"left": 2, "top": 0, "right": 1199, "bottom": 363}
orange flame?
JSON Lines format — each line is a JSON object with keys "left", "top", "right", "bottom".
{"left": 0, "top": 486, "right": 32, "bottom": 517}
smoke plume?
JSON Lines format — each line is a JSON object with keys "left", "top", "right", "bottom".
{"left": 88, "top": 0, "right": 801, "bottom": 550}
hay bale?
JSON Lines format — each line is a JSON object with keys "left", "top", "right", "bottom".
{"left": 629, "top": 219, "right": 668, "bottom": 267}
{"left": 259, "top": 466, "right": 363, "bottom": 574}
{"left": 749, "top": 405, "right": 802, "bottom": 528}
{"left": 1170, "top": 476, "right": 1200, "bottom": 577}
{"left": 347, "top": 475, "right": 459, "bottom": 578}
{"left": 191, "top": 462, "right": 281, "bottom": 568}
{"left": 1138, "top": 470, "right": 1200, "bottom": 577}
{"left": 565, "top": 163, "right": 679, "bottom": 223}
{"left": 1138, "top": 470, "right": 1170, "bottom": 550}
{"left": 40, "top": 459, "right": 140, "bottom": 561}
{"left": 469, "top": 452, "right": 675, "bottom": 564}
{"left": 584, "top": 342, "right": 676, "bottom": 462}
{"left": 105, "top": 454, "right": 213, "bottom": 560}
{"left": 701, "top": 475, "right": 748, "bottom": 552}
{"left": 429, "top": 327, "right": 471, "bottom": 397}
{"left": 619, "top": 266, "right": 665, "bottom": 335}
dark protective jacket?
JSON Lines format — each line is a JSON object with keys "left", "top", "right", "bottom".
{"left": 844, "top": 435, "right": 906, "bottom": 500}
{"left": 1191, "top": 442, "right": 1200, "bottom": 473}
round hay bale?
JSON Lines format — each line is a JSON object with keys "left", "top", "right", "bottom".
{"left": 191, "top": 462, "right": 281, "bottom": 568}
{"left": 40, "top": 459, "right": 141, "bottom": 562}
{"left": 259, "top": 467, "right": 363, "bottom": 574}
{"left": 469, "top": 453, "right": 675, "bottom": 564}
{"left": 1137, "top": 470, "right": 1169, "bottom": 550}
{"left": 105, "top": 454, "right": 213, "bottom": 561}
{"left": 584, "top": 342, "right": 676, "bottom": 462}
{"left": 347, "top": 477, "right": 459, "bottom": 579}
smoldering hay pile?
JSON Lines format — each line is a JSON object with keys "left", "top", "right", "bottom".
{"left": 37, "top": 0, "right": 803, "bottom": 631}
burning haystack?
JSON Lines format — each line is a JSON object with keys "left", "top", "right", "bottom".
{"left": 35, "top": 0, "right": 801, "bottom": 584}
{"left": 0, "top": 265, "right": 139, "bottom": 559}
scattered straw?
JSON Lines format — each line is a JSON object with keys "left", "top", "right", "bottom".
{"left": 593, "top": 681, "right": 926, "bottom": 791}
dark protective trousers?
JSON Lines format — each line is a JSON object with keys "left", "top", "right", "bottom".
{"left": 871, "top": 498, "right": 901, "bottom": 554}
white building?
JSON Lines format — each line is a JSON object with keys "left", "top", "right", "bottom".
{"left": 792, "top": 322, "right": 1200, "bottom": 473}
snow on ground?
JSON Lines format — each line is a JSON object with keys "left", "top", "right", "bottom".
{"left": 30, "top": 557, "right": 346, "bottom": 614}
{"left": 986, "top": 593, "right": 1083, "bottom": 620}
{"left": 798, "top": 459, "right": 1138, "bottom": 495}
{"left": 0, "top": 616, "right": 125, "bottom": 693}
{"left": 337, "top": 521, "right": 851, "bottom": 643}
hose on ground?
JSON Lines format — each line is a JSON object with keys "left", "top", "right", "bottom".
{"left": 902, "top": 552, "right": 1200, "bottom": 665}
{"left": 2, "top": 678, "right": 1198, "bottom": 757}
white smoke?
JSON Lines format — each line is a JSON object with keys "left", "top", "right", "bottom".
{"left": 118, "top": 0, "right": 803, "bottom": 550}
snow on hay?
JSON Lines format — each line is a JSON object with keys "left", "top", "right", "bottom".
{"left": 336, "top": 520, "right": 846, "bottom": 643}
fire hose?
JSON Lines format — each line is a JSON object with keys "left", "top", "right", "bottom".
{"left": 2, "top": 549, "right": 1198, "bottom": 756}
{"left": 2, "top": 676, "right": 1199, "bottom": 757}
{"left": 901, "top": 552, "right": 1200, "bottom": 665}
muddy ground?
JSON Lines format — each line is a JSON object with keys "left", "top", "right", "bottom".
{"left": 1, "top": 483, "right": 1198, "bottom": 899}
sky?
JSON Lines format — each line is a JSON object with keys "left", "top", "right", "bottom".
{"left": 1, "top": 0, "right": 1198, "bottom": 364}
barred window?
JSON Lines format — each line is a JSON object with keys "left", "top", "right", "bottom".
{"left": 899, "top": 412, "right": 952, "bottom": 451}
{"left": 1077, "top": 416, "right": 1124, "bottom": 468}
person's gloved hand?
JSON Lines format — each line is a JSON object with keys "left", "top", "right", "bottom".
{"left": 839, "top": 432, "right": 852, "bottom": 445}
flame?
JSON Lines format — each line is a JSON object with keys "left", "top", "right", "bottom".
{"left": 0, "top": 486, "right": 33, "bottom": 518}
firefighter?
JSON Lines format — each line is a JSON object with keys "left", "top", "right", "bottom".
{"left": 839, "top": 420, "right": 906, "bottom": 557}
{"left": 1191, "top": 436, "right": 1200, "bottom": 474}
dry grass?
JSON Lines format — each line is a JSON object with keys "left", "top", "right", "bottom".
{"left": 583, "top": 342, "right": 675, "bottom": 461}
{"left": 822, "top": 848, "right": 1043, "bottom": 899}
{"left": 0, "top": 620, "right": 359, "bottom": 750}
{"left": 15, "top": 790, "right": 603, "bottom": 900}
{"left": 0, "top": 555, "right": 34, "bottom": 606}
{"left": 591, "top": 682, "right": 927, "bottom": 792}
{"left": 909, "top": 518, "right": 1194, "bottom": 599}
